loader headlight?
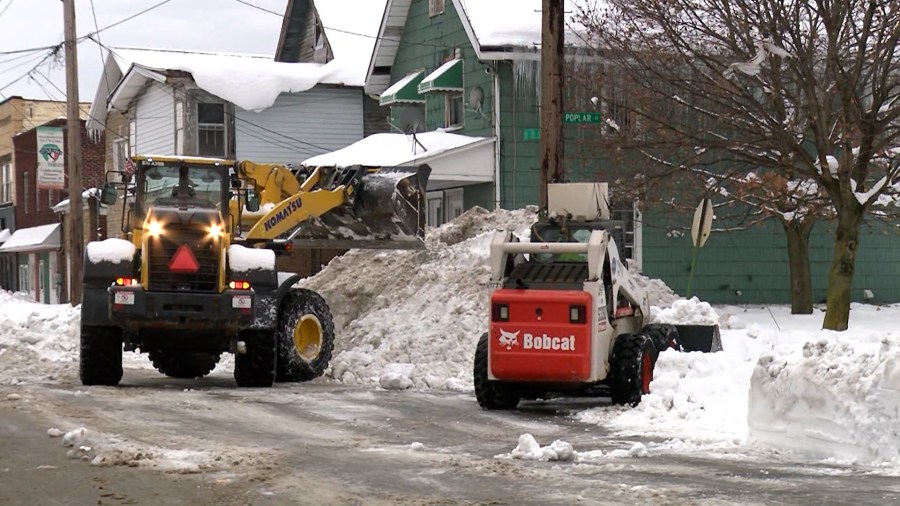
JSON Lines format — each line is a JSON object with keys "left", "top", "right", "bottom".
{"left": 208, "top": 223, "right": 224, "bottom": 239}
{"left": 147, "top": 220, "right": 163, "bottom": 238}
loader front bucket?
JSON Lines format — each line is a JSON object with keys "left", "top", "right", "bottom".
{"left": 287, "top": 165, "right": 431, "bottom": 249}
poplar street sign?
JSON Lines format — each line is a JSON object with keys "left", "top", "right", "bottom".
{"left": 563, "top": 112, "right": 601, "bottom": 124}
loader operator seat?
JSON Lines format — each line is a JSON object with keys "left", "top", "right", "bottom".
{"left": 171, "top": 165, "right": 196, "bottom": 198}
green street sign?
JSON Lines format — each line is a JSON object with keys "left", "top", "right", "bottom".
{"left": 564, "top": 112, "right": 601, "bottom": 124}
{"left": 522, "top": 128, "right": 541, "bottom": 140}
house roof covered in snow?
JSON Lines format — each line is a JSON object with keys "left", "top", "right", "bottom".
{"left": 0, "top": 223, "right": 60, "bottom": 253}
{"left": 365, "top": 0, "right": 588, "bottom": 95}
{"left": 301, "top": 131, "right": 493, "bottom": 168}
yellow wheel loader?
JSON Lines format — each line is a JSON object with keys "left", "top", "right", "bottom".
{"left": 80, "top": 155, "right": 429, "bottom": 387}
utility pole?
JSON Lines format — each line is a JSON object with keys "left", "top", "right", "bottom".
{"left": 539, "top": 0, "right": 565, "bottom": 209}
{"left": 63, "top": 0, "right": 84, "bottom": 305}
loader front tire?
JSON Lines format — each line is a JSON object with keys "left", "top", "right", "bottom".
{"left": 276, "top": 289, "right": 335, "bottom": 382}
{"left": 80, "top": 325, "right": 123, "bottom": 386}
{"left": 234, "top": 330, "right": 276, "bottom": 387}
{"left": 473, "top": 333, "right": 520, "bottom": 410}
{"left": 642, "top": 324, "right": 682, "bottom": 352}
{"left": 149, "top": 351, "right": 221, "bottom": 379}
{"left": 610, "top": 333, "right": 658, "bottom": 407}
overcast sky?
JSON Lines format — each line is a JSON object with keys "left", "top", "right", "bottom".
{"left": 0, "top": 0, "right": 288, "bottom": 102}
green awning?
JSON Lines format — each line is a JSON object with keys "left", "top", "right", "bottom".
{"left": 417, "top": 59, "right": 463, "bottom": 94}
{"left": 379, "top": 70, "right": 426, "bottom": 106}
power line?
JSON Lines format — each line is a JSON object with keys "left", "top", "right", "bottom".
{"left": 88, "top": 0, "right": 112, "bottom": 110}
{"left": 0, "top": 0, "right": 15, "bottom": 18}
{"left": 82, "top": 0, "right": 174, "bottom": 40}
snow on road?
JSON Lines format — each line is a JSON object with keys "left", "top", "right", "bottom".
{"left": 1, "top": 207, "right": 899, "bottom": 470}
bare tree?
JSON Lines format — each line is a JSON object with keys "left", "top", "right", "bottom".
{"left": 574, "top": 0, "right": 900, "bottom": 329}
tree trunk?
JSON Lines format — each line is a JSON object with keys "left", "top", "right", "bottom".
{"left": 784, "top": 220, "right": 814, "bottom": 315}
{"left": 823, "top": 203, "right": 865, "bottom": 331}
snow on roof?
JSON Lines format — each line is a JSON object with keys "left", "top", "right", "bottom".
{"left": 52, "top": 188, "right": 100, "bottom": 213}
{"left": 0, "top": 223, "right": 60, "bottom": 253}
{"left": 457, "top": 0, "right": 587, "bottom": 49}
{"left": 0, "top": 229, "right": 10, "bottom": 243}
{"left": 229, "top": 244, "right": 276, "bottom": 272}
{"left": 301, "top": 132, "right": 491, "bottom": 168}
{"left": 314, "top": 0, "right": 387, "bottom": 84}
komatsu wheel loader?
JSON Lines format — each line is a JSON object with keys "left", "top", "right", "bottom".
{"left": 81, "top": 155, "right": 429, "bottom": 387}
{"left": 474, "top": 183, "right": 720, "bottom": 409}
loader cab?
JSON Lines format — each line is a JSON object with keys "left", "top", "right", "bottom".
{"left": 134, "top": 158, "right": 231, "bottom": 219}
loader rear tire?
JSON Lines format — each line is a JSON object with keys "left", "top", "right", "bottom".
{"left": 149, "top": 351, "right": 221, "bottom": 379}
{"left": 610, "top": 333, "right": 658, "bottom": 407}
{"left": 473, "top": 333, "right": 520, "bottom": 410}
{"left": 80, "top": 325, "right": 123, "bottom": 386}
{"left": 276, "top": 289, "right": 335, "bottom": 382}
{"left": 234, "top": 330, "right": 276, "bottom": 387}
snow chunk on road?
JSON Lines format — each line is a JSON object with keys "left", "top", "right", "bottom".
{"left": 503, "top": 434, "right": 576, "bottom": 462}
{"left": 749, "top": 335, "right": 900, "bottom": 466}
{"left": 86, "top": 239, "right": 135, "bottom": 264}
{"left": 229, "top": 244, "right": 275, "bottom": 271}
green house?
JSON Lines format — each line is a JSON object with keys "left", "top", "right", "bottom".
{"left": 313, "top": 0, "right": 900, "bottom": 304}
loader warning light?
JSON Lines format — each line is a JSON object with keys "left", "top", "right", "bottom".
{"left": 229, "top": 280, "right": 251, "bottom": 290}
{"left": 115, "top": 277, "right": 139, "bottom": 286}
{"left": 168, "top": 244, "right": 200, "bottom": 274}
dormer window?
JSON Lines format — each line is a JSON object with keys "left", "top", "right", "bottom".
{"left": 429, "top": 0, "right": 445, "bottom": 17}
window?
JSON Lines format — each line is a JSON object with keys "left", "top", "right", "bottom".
{"left": 426, "top": 191, "right": 443, "bottom": 226}
{"left": 197, "top": 103, "right": 226, "bottom": 157}
{"left": 444, "top": 93, "right": 464, "bottom": 129}
{"left": 314, "top": 20, "right": 325, "bottom": 50}
{"left": 0, "top": 159, "right": 11, "bottom": 204}
{"left": 113, "top": 138, "right": 128, "bottom": 173}
{"left": 18, "top": 263, "right": 29, "bottom": 292}
{"left": 429, "top": 0, "right": 444, "bottom": 16}
{"left": 23, "top": 171, "right": 29, "bottom": 214}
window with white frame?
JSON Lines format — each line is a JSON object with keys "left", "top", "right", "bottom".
{"left": 197, "top": 103, "right": 226, "bottom": 157}
{"left": 444, "top": 93, "right": 464, "bottom": 129}
{"left": 0, "top": 158, "right": 11, "bottom": 204}
{"left": 18, "top": 263, "right": 29, "bottom": 292}
{"left": 113, "top": 138, "right": 128, "bottom": 173}
{"left": 429, "top": 0, "right": 444, "bottom": 17}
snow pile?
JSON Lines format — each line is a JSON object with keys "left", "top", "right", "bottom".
{"left": 649, "top": 297, "right": 719, "bottom": 325}
{"left": 301, "top": 207, "right": 538, "bottom": 391}
{"left": 229, "top": 244, "right": 276, "bottom": 271}
{"left": 86, "top": 238, "right": 135, "bottom": 264}
{"left": 0, "top": 291, "right": 80, "bottom": 384}
{"left": 749, "top": 335, "right": 900, "bottom": 466}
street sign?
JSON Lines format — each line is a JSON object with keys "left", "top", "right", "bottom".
{"left": 691, "top": 198, "right": 713, "bottom": 248}
{"left": 522, "top": 128, "right": 540, "bottom": 140}
{"left": 563, "top": 112, "right": 601, "bottom": 124}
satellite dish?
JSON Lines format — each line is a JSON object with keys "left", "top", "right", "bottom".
{"left": 400, "top": 105, "right": 426, "bottom": 134}
{"left": 469, "top": 86, "right": 485, "bottom": 115}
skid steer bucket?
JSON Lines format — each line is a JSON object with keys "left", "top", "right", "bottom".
{"left": 274, "top": 165, "right": 431, "bottom": 250}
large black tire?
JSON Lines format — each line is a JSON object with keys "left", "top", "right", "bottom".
{"left": 80, "top": 325, "right": 123, "bottom": 386}
{"left": 473, "top": 333, "right": 520, "bottom": 410}
{"left": 234, "top": 330, "right": 276, "bottom": 387}
{"left": 642, "top": 323, "right": 682, "bottom": 352}
{"left": 275, "top": 289, "right": 335, "bottom": 383}
{"left": 148, "top": 351, "right": 221, "bottom": 379}
{"left": 610, "top": 333, "right": 658, "bottom": 407}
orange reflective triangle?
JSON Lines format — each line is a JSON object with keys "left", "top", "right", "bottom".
{"left": 169, "top": 244, "right": 200, "bottom": 273}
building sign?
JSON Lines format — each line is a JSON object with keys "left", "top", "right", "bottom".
{"left": 522, "top": 128, "right": 541, "bottom": 140}
{"left": 36, "top": 126, "right": 65, "bottom": 190}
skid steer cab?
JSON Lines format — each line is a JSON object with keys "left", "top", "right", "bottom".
{"left": 473, "top": 183, "right": 721, "bottom": 409}
{"left": 80, "top": 155, "right": 428, "bottom": 388}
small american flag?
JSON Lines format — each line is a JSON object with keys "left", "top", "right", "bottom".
{"left": 124, "top": 157, "right": 135, "bottom": 178}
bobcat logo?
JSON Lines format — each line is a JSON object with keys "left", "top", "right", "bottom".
{"left": 498, "top": 329, "right": 520, "bottom": 350}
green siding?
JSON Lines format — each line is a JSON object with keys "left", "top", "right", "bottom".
{"left": 643, "top": 211, "right": 900, "bottom": 304}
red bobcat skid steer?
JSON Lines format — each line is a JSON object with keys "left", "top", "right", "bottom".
{"left": 473, "top": 183, "right": 721, "bottom": 409}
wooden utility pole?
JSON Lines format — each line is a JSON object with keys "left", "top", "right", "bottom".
{"left": 539, "top": 0, "right": 565, "bottom": 209}
{"left": 63, "top": 0, "right": 84, "bottom": 305}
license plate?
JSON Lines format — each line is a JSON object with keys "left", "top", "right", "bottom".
{"left": 232, "top": 295, "right": 252, "bottom": 309}
{"left": 114, "top": 292, "right": 135, "bottom": 305}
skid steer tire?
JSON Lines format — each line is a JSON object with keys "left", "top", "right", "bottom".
{"left": 473, "top": 333, "right": 520, "bottom": 410}
{"left": 148, "top": 351, "right": 221, "bottom": 379}
{"left": 610, "top": 333, "right": 658, "bottom": 407}
{"left": 234, "top": 330, "right": 276, "bottom": 387}
{"left": 80, "top": 325, "right": 123, "bottom": 386}
{"left": 275, "top": 289, "right": 335, "bottom": 383}
{"left": 642, "top": 324, "right": 682, "bottom": 352}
